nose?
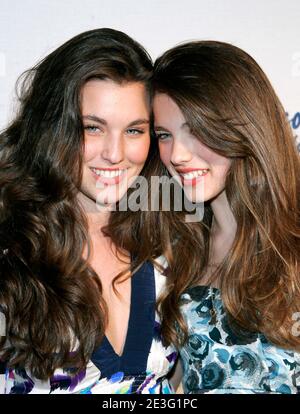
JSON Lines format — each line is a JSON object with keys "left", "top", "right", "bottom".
{"left": 101, "top": 133, "right": 124, "bottom": 164}
{"left": 170, "top": 138, "right": 192, "bottom": 166}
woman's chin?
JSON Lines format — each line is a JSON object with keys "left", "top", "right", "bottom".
{"left": 95, "top": 189, "right": 128, "bottom": 210}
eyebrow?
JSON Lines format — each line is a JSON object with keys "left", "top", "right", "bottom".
{"left": 82, "top": 115, "right": 150, "bottom": 127}
{"left": 154, "top": 126, "right": 169, "bottom": 131}
{"left": 181, "top": 122, "right": 190, "bottom": 129}
{"left": 154, "top": 123, "right": 190, "bottom": 131}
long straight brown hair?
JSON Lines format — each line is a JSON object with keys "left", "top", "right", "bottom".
{"left": 0, "top": 28, "right": 155, "bottom": 380}
{"left": 152, "top": 41, "right": 300, "bottom": 350}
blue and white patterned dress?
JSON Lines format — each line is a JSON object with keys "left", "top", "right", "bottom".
{"left": 0, "top": 258, "right": 177, "bottom": 394}
{"left": 180, "top": 285, "right": 300, "bottom": 394}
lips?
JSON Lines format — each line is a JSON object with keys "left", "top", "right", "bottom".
{"left": 176, "top": 168, "right": 209, "bottom": 186}
{"left": 90, "top": 167, "right": 127, "bottom": 185}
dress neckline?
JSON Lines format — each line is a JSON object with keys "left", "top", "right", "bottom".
{"left": 104, "top": 277, "right": 133, "bottom": 358}
{"left": 91, "top": 261, "right": 156, "bottom": 378}
{"left": 103, "top": 280, "right": 133, "bottom": 359}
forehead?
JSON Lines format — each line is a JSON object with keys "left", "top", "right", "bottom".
{"left": 81, "top": 79, "right": 149, "bottom": 117}
{"left": 153, "top": 93, "right": 186, "bottom": 127}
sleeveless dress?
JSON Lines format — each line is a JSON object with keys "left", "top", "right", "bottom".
{"left": 0, "top": 258, "right": 177, "bottom": 394}
{"left": 179, "top": 285, "right": 300, "bottom": 394}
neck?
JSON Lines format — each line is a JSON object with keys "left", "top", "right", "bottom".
{"left": 208, "top": 190, "right": 237, "bottom": 270}
{"left": 210, "top": 190, "right": 237, "bottom": 238}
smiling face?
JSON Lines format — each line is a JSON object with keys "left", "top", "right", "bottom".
{"left": 153, "top": 93, "right": 231, "bottom": 203}
{"left": 79, "top": 79, "right": 151, "bottom": 210}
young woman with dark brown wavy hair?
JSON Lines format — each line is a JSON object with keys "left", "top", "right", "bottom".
{"left": 0, "top": 28, "right": 177, "bottom": 394}
{"left": 152, "top": 41, "right": 300, "bottom": 393}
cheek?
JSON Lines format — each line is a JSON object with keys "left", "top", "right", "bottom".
{"left": 127, "top": 137, "right": 150, "bottom": 166}
{"left": 83, "top": 140, "right": 99, "bottom": 162}
{"left": 213, "top": 162, "right": 231, "bottom": 184}
{"left": 158, "top": 142, "right": 172, "bottom": 167}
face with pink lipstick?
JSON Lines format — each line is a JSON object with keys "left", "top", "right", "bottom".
{"left": 153, "top": 93, "right": 231, "bottom": 203}
{"left": 80, "top": 79, "right": 150, "bottom": 208}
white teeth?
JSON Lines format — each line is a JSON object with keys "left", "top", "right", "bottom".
{"left": 180, "top": 169, "right": 209, "bottom": 179}
{"left": 91, "top": 168, "right": 125, "bottom": 178}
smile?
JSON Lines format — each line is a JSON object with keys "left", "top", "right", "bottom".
{"left": 90, "top": 167, "right": 127, "bottom": 185}
{"left": 175, "top": 169, "right": 209, "bottom": 187}
{"left": 177, "top": 169, "right": 209, "bottom": 179}
{"left": 90, "top": 168, "right": 126, "bottom": 178}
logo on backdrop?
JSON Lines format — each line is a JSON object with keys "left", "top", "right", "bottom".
{"left": 286, "top": 111, "right": 300, "bottom": 152}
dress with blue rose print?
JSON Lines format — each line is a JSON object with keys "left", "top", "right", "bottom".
{"left": 0, "top": 258, "right": 177, "bottom": 394}
{"left": 180, "top": 285, "right": 300, "bottom": 394}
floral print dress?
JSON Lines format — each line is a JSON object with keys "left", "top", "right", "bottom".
{"left": 180, "top": 285, "right": 300, "bottom": 394}
{"left": 0, "top": 258, "right": 177, "bottom": 394}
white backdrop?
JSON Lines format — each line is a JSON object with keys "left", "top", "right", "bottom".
{"left": 0, "top": 0, "right": 299, "bottom": 150}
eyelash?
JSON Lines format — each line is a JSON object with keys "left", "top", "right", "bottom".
{"left": 83, "top": 125, "right": 145, "bottom": 136}
{"left": 155, "top": 132, "right": 172, "bottom": 141}
{"left": 126, "top": 128, "right": 144, "bottom": 136}
{"left": 84, "top": 125, "right": 102, "bottom": 133}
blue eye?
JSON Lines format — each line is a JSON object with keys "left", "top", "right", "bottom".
{"left": 155, "top": 131, "right": 172, "bottom": 141}
{"left": 84, "top": 125, "right": 102, "bottom": 133}
{"left": 126, "top": 128, "right": 144, "bottom": 135}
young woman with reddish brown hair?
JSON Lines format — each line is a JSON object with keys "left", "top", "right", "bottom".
{"left": 152, "top": 41, "right": 300, "bottom": 393}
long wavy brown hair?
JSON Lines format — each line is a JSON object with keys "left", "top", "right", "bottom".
{"left": 152, "top": 41, "right": 300, "bottom": 350}
{"left": 0, "top": 28, "right": 156, "bottom": 380}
